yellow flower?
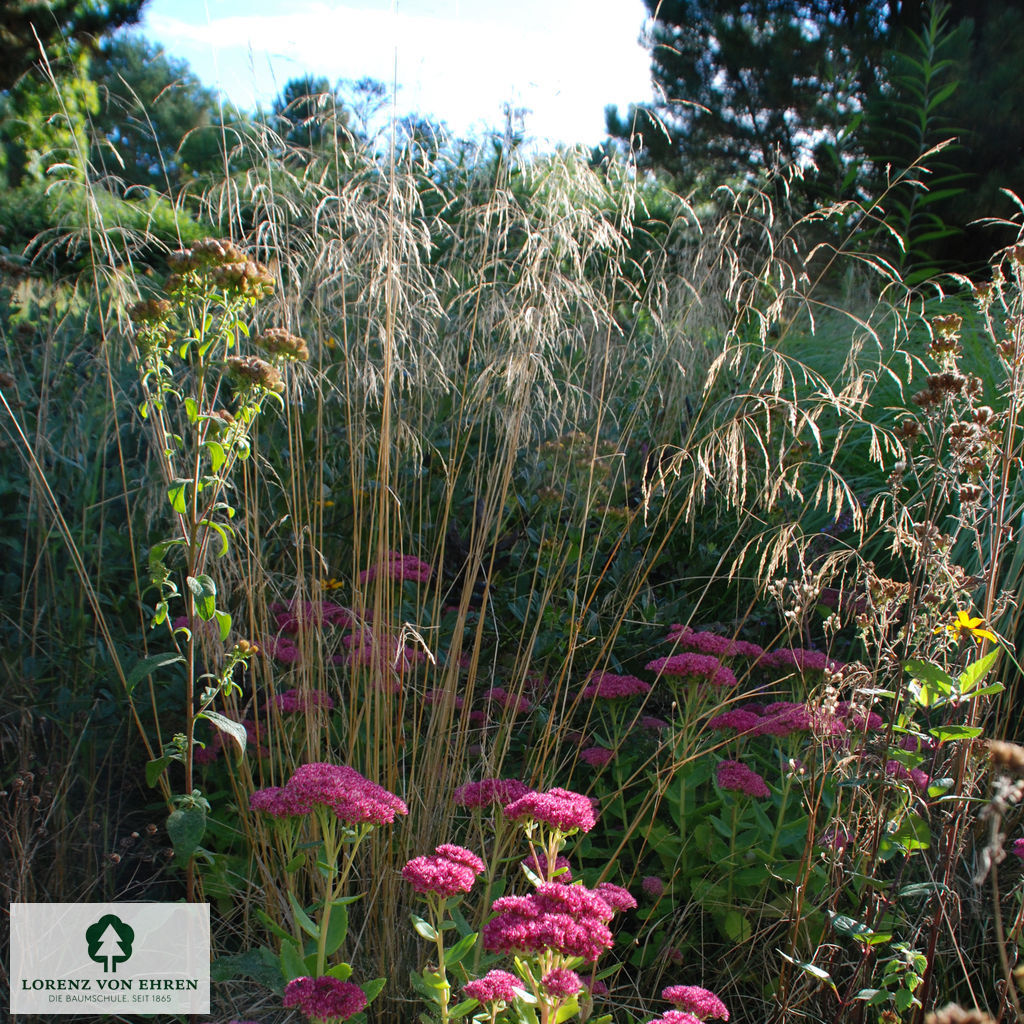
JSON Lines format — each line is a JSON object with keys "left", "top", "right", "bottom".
{"left": 938, "top": 609, "right": 997, "bottom": 643}
{"left": 320, "top": 577, "right": 344, "bottom": 592}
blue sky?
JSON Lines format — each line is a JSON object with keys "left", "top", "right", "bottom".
{"left": 140, "top": 0, "right": 653, "bottom": 146}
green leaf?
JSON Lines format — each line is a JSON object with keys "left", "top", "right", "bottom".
{"left": 326, "top": 962, "right": 353, "bottom": 981}
{"left": 443, "top": 931, "right": 477, "bottom": 967}
{"left": 215, "top": 610, "right": 232, "bottom": 641}
{"left": 126, "top": 652, "right": 185, "bottom": 697}
{"left": 184, "top": 397, "right": 199, "bottom": 423}
{"left": 829, "top": 913, "right": 877, "bottom": 943}
{"left": 168, "top": 481, "right": 189, "bottom": 515}
{"left": 967, "top": 682, "right": 1005, "bottom": 699}
{"left": 888, "top": 813, "right": 931, "bottom": 853}
{"left": 905, "top": 659, "right": 952, "bottom": 708}
{"left": 899, "top": 881, "right": 952, "bottom": 899}
{"left": 895, "top": 987, "right": 915, "bottom": 1013}
{"left": 166, "top": 804, "right": 206, "bottom": 862}
{"left": 928, "top": 724, "right": 983, "bottom": 743}
{"left": 202, "top": 711, "right": 247, "bottom": 757}
{"left": 323, "top": 901, "right": 350, "bottom": 956}
{"left": 554, "top": 998, "right": 580, "bottom": 1023}
{"left": 285, "top": 854, "right": 305, "bottom": 873}
{"left": 201, "top": 519, "right": 232, "bottom": 557}
{"left": 958, "top": 650, "right": 1000, "bottom": 694}
{"left": 411, "top": 913, "right": 437, "bottom": 941}
{"left": 279, "top": 939, "right": 306, "bottom": 982}
{"left": 187, "top": 574, "right": 217, "bottom": 620}
{"left": 206, "top": 440, "right": 226, "bottom": 474}
{"left": 288, "top": 891, "right": 320, "bottom": 940}
{"left": 211, "top": 948, "right": 283, "bottom": 991}
{"left": 721, "top": 910, "right": 751, "bottom": 943}
{"left": 361, "top": 978, "right": 387, "bottom": 1005}
{"left": 255, "top": 909, "right": 294, "bottom": 944}
{"left": 448, "top": 998, "right": 479, "bottom": 1019}
{"left": 145, "top": 755, "right": 173, "bottom": 788}
{"left": 778, "top": 952, "right": 837, "bottom": 994}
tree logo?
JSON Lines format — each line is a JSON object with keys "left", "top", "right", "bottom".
{"left": 85, "top": 914, "right": 135, "bottom": 973}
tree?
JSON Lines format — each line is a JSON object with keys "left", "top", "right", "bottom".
{"left": 271, "top": 75, "right": 352, "bottom": 153}
{"left": 88, "top": 33, "right": 223, "bottom": 192}
{"left": 0, "top": 0, "right": 147, "bottom": 91}
{"left": 609, "top": 0, "right": 1024, "bottom": 264}
{"left": 607, "top": 0, "right": 892, "bottom": 186}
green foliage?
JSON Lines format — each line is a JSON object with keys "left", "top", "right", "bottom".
{"left": 0, "top": 0, "right": 146, "bottom": 92}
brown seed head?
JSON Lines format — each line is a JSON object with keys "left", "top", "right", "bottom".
{"left": 988, "top": 739, "right": 1024, "bottom": 774}
{"left": 129, "top": 298, "right": 173, "bottom": 324}
{"left": 253, "top": 327, "right": 309, "bottom": 361}
{"left": 226, "top": 356, "right": 285, "bottom": 394}
{"left": 924, "top": 1005, "right": 996, "bottom": 1024}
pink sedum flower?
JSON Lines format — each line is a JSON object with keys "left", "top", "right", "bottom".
{"left": 581, "top": 672, "right": 651, "bottom": 700}
{"left": 596, "top": 882, "right": 637, "bottom": 912}
{"left": 715, "top": 760, "right": 771, "bottom": 798}
{"left": 642, "top": 716, "right": 670, "bottom": 732}
{"left": 661, "top": 985, "right": 729, "bottom": 1021}
{"left": 483, "top": 883, "right": 616, "bottom": 961}
{"left": 1012, "top": 838, "right": 1024, "bottom": 861}
{"left": 403, "top": 844, "right": 485, "bottom": 897}
{"left": 645, "top": 1012, "right": 703, "bottom": 1024}
{"left": 282, "top": 976, "right": 367, "bottom": 1022}
{"left": 645, "top": 653, "right": 737, "bottom": 687}
{"left": 707, "top": 709, "right": 763, "bottom": 734}
{"left": 641, "top": 875, "right": 665, "bottom": 898}
{"left": 358, "top": 551, "right": 432, "bottom": 585}
{"left": 664, "top": 627, "right": 764, "bottom": 661}
{"left": 504, "top": 787, "right": 597, "bottom": 833}
{"left": 264, "top": 637, "right": 300, "bottom": 664}
{"left": 464, "top": 970, "right": 522, "bottom": 1004}
{"left": 580, "top": 746, "right": 614, "bottom": 767}
{"left": 756, "top": 647, "right": 843, "bottom": 674}
{"left": 541, "top": 968, "right": 583, "bottom": 1000}
{"left": 453, "top": 777, "right": 530, "bottom": 809}
{"left": 275, "top": 688, "right": 335, "bottom": 713}
{"left": 283, "top": 763, "right": 408, "bottom": 824}
{"left": 483, "top": 687, "right": 532, "bottom": 714}
{"left": 249, "top": 785, "right": 301, "bottom": 818}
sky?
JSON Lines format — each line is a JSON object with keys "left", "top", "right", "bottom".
{"left": 140, "top": 0, "right": 654, "bottom": 147}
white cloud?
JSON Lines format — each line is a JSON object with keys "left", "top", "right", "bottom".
{"left": 142, "top": 0, "right": 651, "bottom": 144}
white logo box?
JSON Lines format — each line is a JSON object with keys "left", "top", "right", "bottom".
{"left": 10, "top": 903, "right": 209, "bottom": 1015}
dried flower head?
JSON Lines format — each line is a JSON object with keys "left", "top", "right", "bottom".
{"left": 226, "top": 355, "right": 285, "bottom": 394}
{"left": 988, "top": 739, "right": 1024, "bottom": 774}
{"left": 254, "top": 327, "right": 310, "bottom": 362}
{"left": 129, "top": 298, "right": 173, "bottom": 324}
{"left": 923, "top": 1006, "right": 996, "bottom": 1024}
